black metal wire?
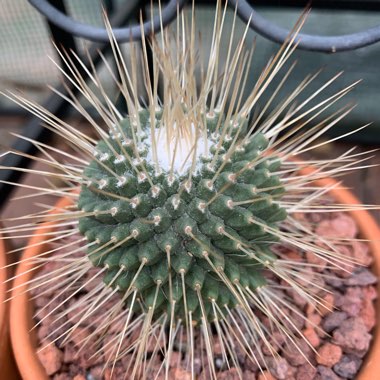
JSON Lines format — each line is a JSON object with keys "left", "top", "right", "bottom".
{"left": 28, "top": 0, "right": 187, "bottom": 43}
{"left": 29, "top": 0, "right": 380, "bottom": 52}
{"left": 230, "top": 0, "right": 380, "bottom": 53}
{"left": 197, "top": 0, "right": 380, "bottom": 12}
{"left": 46, "top": 0, "right": 78, "bottom": 72}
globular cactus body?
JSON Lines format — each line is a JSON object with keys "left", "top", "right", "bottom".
{"left": 78, "top": 110, "right": 286, "bottom": 321}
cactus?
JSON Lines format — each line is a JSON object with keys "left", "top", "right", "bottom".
{"left": 1, "top": 2, "right": 374, "bottom": 379}
{"left": 77, "top": 109, "right": 285, "bottom": 322}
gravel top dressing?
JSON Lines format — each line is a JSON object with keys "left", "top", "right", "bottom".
{"left": 31, "top": 210, "right": 377, "bottom": 380}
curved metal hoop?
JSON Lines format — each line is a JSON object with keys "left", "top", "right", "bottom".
{"left": 28, "top": 0, "right": 187, "bottom": 43}
{"left": 229, "top": 0, "right": 380, "bottom": 53}
{"left": 30, "top": 0, "right": 380, "bottom": 52}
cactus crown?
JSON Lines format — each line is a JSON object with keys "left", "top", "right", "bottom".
{"left": 78, "top": 108, "right": 286, "bottom": 322}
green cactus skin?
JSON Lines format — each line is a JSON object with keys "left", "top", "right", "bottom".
{"left": 77, "top": 110, "right": 287, "bottom": 322}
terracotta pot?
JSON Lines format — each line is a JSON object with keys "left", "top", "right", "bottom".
{"left": 9, "top": 180, "right": 380, "bottom": 380}
{"left": 0, "top": 226, "right": 21, "bottom": 379}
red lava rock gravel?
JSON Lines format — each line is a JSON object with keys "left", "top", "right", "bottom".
{"left": 31, "top": 212, "right": 377, "bottom": 379}
{"left": 332, "top": 318, "right": 372, "bottom": 357}
{"left": 37, "top": 344, "right": 64, "bottom": 376}
{"left": 316, "top": 343, "right": 342, "bottom": 367}
{"left": 333, "top": 356, "right": 363, "bottom": 379}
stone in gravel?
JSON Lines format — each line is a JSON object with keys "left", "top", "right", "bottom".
{"left": 340, "top": 287, "right": 363, "bottom": 317}
{"left": 63, "top": 344, "right": 76, "bottom": 363}
{"left": 351, "top": 241, "right": 372, "bottom": 266}
{"left": 303, "top": 327, "right": 320, "bottom": 348}
{"left": 37, "top": 318, "right": 68, "bottom": 344}
{"left": 315, "top": 214, "right": 357, "bottom": 239}
{"left": 73, "top": 376, "right": 86, "bottom": 380}
{"left": 217, "top": 368, "right": 240, "bottom": 379}
{"left": 233, "top": 340, "right": 246, "bottom": 363}
{"left": 333, "top": 355, "right": 363, "bottom": 379}
{"left": 215, "top": 356, "right": 227, "bottom": 371}
{"left": 306, "top": 251, "right": 327, "bottom": 272}
{"left": 169, "top": 351, "right": 182, "bottom": 367}
{"left": 213, "top": 341, "right": 223, "bottom": 355}
{"left": 316, "top": 343, "right": 342, "bottom": 367}
{"left": 333, "top": 317, "right": 372, "bottom": 356}
{"left": 308, "top": 211, "right": 323, "bottom": 224}
{"left": 325, "top": 274, "right": 345, "bottom": 289}
{"left": 83, "top": 267, "right": 103, "bottom": 292}
{"left": 331, "top": 246, "right": 355, "bottom": 278}
{"left": 266, "top": 357, "right": 289, "bottom": 379}
{"left": 262, "top": 332, "right": 285, "bottom": 355}
{"left": 305, "top": 313, "right": 322, "bottom": 329}
{"left": 244, "top": 356, "right": 259, "bottom": 373}
{"left": 35, "top": 295, "right": 51, "bottom": 308}
{"left": 37, "top": 344, "right": 64, "bottom": 376}
{"left": 193, "top": 358, "right": 202, "bottom": 374}
{"left": 281, "top": 310, "right": 305, "bottom": 333}
{"left": 296, "top": 364, "right": 317, "bottom": 380}
{"left": 319, "top": 293, "right": 335, "bottom": 316}
{"left": 322, "top": 311, "right": 348, "bottom": 333}
{"left": 70, "top": 326, "right": 93, "bottom": 347}
{"left": 104, "top": 365, "right": 127, "bottom": 380}
{"left": 315, "top": 365, "right": 343, "bottom": 380}
{"left": 77, "top": 350, "right": 104, "bottom": 369}
{"left": 198, "top": 367, "right": 212, "bottom": 380}
{"left": 283, "top": 250, "right": 303, "bottom": 262}
{"left": 242, "top": 370, "right": 256, "bottom": 380}
{"left": 331, "top": 214, "right": 357, "bottom": 238}
{"left": 120, "top": 354, "right": 133, "bottom": 369}
{"left": 170, "top": 368, "right": 192, "bottom": 380}
{"left": 360, "top": 296, "right": 376, "bottom": 331}
{"left": 346, "top": 268, "right": 378, "bottom": 286}
{"left": 282, "top": 338, "right": 313, "bottom": 366}
{"left": 88, "top": 365, "right": 103, "bottom": 380}
{"left": 285, "top": 288, "right": 308, "bottom": 308}
{"left": 290, "top": 311, "right": 305, "bottom": 331}
{"left": 285, "top": 365, "right": 297, "bottom": 380}
{"left": 257, "top": 371, "right": 275, "bottom": 380}
{"left": 363, "top": 285, "right": 377, "bottom": 301}
{"left": 67, "top": 364, "right": 83, "bottom": 378}
{"left": 67, "top": 300, "right": 86, "bottom": 325}
{"left": 53, "top": 375, "right": 70, "bottom": 380}
{"left": 149, "top": 365, "right": 165, "bottom": 380}
{"left": 37, "top": 325, "right": 51, "bottom": 344}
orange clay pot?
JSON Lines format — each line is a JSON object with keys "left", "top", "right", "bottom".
{"left": 0, "top": 226, "right": 21, "bottom": 379}
{"left": 9, "top": 179, "right": 380, "bottom": 380}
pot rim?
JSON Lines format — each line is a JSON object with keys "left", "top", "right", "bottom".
{"left": 0, "top": 226, "right": 20, "bottom": 378}
{"left": 10, "top": 197, "right": 71, "bottom": 380}
{"left": 9, "top": 177, "right": 380, "bottom": 380}
{"left": 0, "top": 232, "right": 9, "bottom": 353}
